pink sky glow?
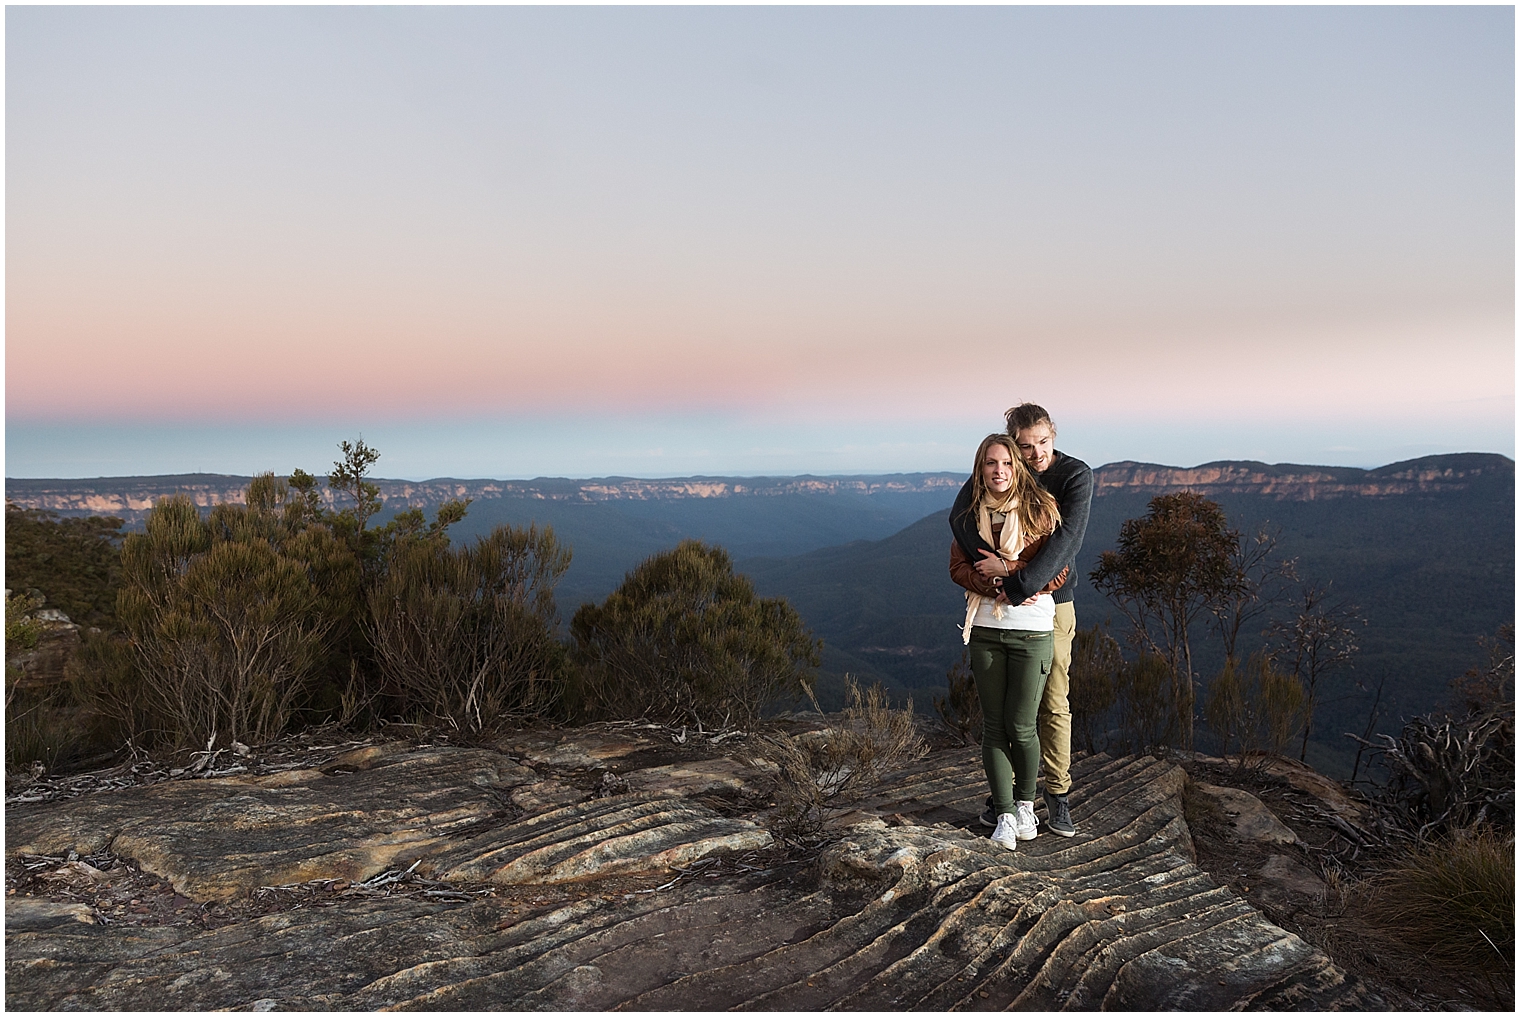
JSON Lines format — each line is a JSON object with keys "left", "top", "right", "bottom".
{"left": 6, "top": 6, "right": 1513, "bottom": 477}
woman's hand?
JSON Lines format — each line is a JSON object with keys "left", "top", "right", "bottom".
{"left": 974, "top": 549, "right": 1010, "bottom": 579}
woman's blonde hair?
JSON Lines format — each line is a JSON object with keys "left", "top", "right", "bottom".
{"left": 965, "top": 433, "right": 1061, "bottom": 539}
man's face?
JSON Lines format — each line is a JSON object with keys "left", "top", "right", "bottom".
{"left": 1014, "top": 423, "right": 1056, "bottom": 473}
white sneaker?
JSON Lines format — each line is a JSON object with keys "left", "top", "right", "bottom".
{"left": 1015, "top": 800, "right": 1039, "bottom": 841}
{"left": 990, "top": 813, "right": 1019, "bottom": 851}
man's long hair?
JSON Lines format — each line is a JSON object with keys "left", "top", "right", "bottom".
{"left": 965, "top": 433, "right": 1061, "bottom": 539}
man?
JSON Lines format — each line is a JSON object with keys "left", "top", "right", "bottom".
{"left": 949, "top": 403, "right": 1093, "bottom": 837}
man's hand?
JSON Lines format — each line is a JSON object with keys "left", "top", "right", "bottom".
{"left": 974, "top": 549, "right": 1008, "bottom": 579}
{"left": 994, "top": 592, "right": 1041, "bottom": 607}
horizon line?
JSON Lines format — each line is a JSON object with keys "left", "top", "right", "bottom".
{"left": 6, "top": 450, "right": 1512, "bottom": 486}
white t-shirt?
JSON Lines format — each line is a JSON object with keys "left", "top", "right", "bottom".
{"left": 971, "top": 592, "right": 1056, "bottom": 632}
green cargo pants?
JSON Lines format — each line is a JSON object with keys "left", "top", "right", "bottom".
{"left": 969, "top": 626, "right": 1053, "bottom": 815}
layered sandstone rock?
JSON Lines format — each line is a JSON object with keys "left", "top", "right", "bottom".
{"left": 5, "top": 738, "right": 1375, "bottom": 1010}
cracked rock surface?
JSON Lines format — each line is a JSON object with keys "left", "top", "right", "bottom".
{"left": 6, "top": 732, "right": 1376, "bottom": 1010}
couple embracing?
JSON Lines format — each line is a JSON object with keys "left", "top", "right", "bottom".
{"left": 948, "top": 403, "right": 1093, "bottom": 852}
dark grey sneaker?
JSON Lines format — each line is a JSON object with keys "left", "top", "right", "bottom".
{"left": 1044, "top": 790, "right": 1077, "bottom": 837}
{"left": 980, "top": 795, "right": 996, "bottom": 828}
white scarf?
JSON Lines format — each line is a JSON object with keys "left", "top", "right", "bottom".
{"left": 960, "top": 497, "right": 1025, "bottom": 644}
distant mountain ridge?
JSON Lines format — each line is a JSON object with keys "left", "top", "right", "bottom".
{"left": 1095, "top": 453, "right": 1508, "bottom": 499}
{"left": 6, "top": 453, "right": 1509, "bottom": 523}
{"left": 3, "top": 472, "right": 965, "bottom": 522}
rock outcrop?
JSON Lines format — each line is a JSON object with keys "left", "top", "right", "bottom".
{"left": 6, "top": 744, "right": 769, "bottom": 902}
{"left": 5, "top": 734, "right": 1375, "bottom": 1010}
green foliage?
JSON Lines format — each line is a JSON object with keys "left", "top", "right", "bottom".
{"left": 111, "top": 491, "right": 349, "bottom": 747}
{"left": 328, "top": 438, "right": 382, "bottom": 532}
{"left": 761, "top": 676, "right": 926, "bottom": 844}
{"left": 1091, "top": 492, "right": 1246, "bottom": 749}
{"left": 4, "top": 505, "right": 124, "bottom": 628}
{"left": 571, "top": 540, "right": 820, "bottom": 728}
{"left": 6, "top": 590, "right": 46, "bottom": 661}
{"left": 933, "top": 651, "right": 979, "bottom": 745}
{"left": 368, "top": 524, "right": 572, "bottom": 732}
{"left": 1069, "top": 625, "right": 1121, "bottom": 755}
{"left": 65, "top": 630, "right": 145, "bottom": 751}
{"left": 1205, "top": 653, "right": 1306, "bottom": 765}
{"left": 1110, "top": 652, "right": 1178, "bottom": 755}
{"left": 5, "top": 590, "right": 84, "bottom": 772}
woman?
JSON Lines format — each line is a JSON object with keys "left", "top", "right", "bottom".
{"left": 949, "top": 433, "right": 1068, "bottom": 851}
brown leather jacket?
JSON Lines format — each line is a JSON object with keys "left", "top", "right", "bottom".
{"left": 949, "top": 530, "right": 1069, "bottom": 600}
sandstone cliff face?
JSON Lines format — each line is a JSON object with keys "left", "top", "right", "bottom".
{"left": 6, "top": 731, "right": 1376, "bottom": 1010}
{"left": 2, "top": 473, "right": 967, "bottom": 524}
{"left": 1094, "top": 455, "right": 1508, "bottom": 500}
{"left": 8, "top": 454, "right": 1507, "bottom": 525}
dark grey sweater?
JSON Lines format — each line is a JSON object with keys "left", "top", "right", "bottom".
{"left": 949, "top": 451, "right": 1094, "bottom": 605}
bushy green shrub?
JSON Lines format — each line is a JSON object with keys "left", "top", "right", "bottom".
{"left": 368, "top": 524, "right": 571, "bottom": 732}
{"left": 1204, "top": 652, "right": 1306, "bottom": 765}
{"left": 6, "top": 590, "right": 95, "bottom": 771}
{"left": 112, "top": 490, "right": 351, "bottom": 747}
{"left": 571, "top": 540, "right": 819, "bottom": 728}
{"left": 1111, "top": 652, "right": 1178, "bottom": 755}
{"left": 1070, "top": 625, "right": 1122, "bottom": 754}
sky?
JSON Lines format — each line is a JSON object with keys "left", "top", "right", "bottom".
{"left": 6, "top": 6, "right": 1514, "bottom": 480}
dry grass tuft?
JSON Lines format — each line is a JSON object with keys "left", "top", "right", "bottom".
{"left": 761, "top": 676, "right": 927, "bottom": 844}
{"left": 1361, "top": 828, "right": 1514, "bottom": 976}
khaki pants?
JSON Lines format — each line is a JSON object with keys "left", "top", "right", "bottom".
{"left": 1039, "top": 600, "right": 1076, "bottom": 796}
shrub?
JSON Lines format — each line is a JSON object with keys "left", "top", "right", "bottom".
{"left": 1111, "top": 652, "right": 1177, "bottom": 755}
{"left": 66, "top": 630, "right": 145, "bottom": 751}
{"left": 762, "top": 676, "right": 926, "bottom": 843}
{"left": 571, "top": 540, "right": 820, "bottom": 728}
{"left": 7, "top": 591, "right": 76, "bottom": 771}
{"left": 1070, "top": 625, "right": 1122, "bottom": 754}
{"left": 1354, "top": 702, "right": 1514, "bottom": 837}
{"left": 933, "top": 651, "right": 979, "bottom": 744}
{"left": 368, "top": 524, "right": 572, "bottom": 732}
{"left": 1204, "top": 652, "right": 1306, "bottom": 765}
{"left": 1363, "top": 828, "right": 1514, "bottom": 975}
{"left": 107, "top": 485, "right": 358, "bottom": 748}
{"left": 4, "top": 506, "right": 124, "bottom": 629}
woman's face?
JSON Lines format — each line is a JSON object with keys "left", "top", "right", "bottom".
{"left": 982, "top": 443, "right": 1015, "bottom": 495}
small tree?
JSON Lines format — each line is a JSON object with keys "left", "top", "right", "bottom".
{"left": 1211, "top": 525, "right": 1297, "bottom": 664}
{"left": 571, "top": 540, "right": 819, "bottom": 729}
{"left": 368, "top": 524, "right": 572, "bottom": 732}
{"left": 1111, "top": 652, "right": 1177, "bottom": 755}
{"left": 1268, "top": 580, "right": 1365, "bottom": 761}
{"left": 114, "top": 491, "right": 349, "bottom": 747}
{"left": 1204, "top": 652, "right": 1306, "bottom": 767}
{"left": 1069, "top": 625, "right": 1122, "bottom": 755}
{"left": 327, "top": 438, "right": 382, "bottom": 532}
{"left": 1091, "top": 492, "right": 1241, "bottom": 749}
